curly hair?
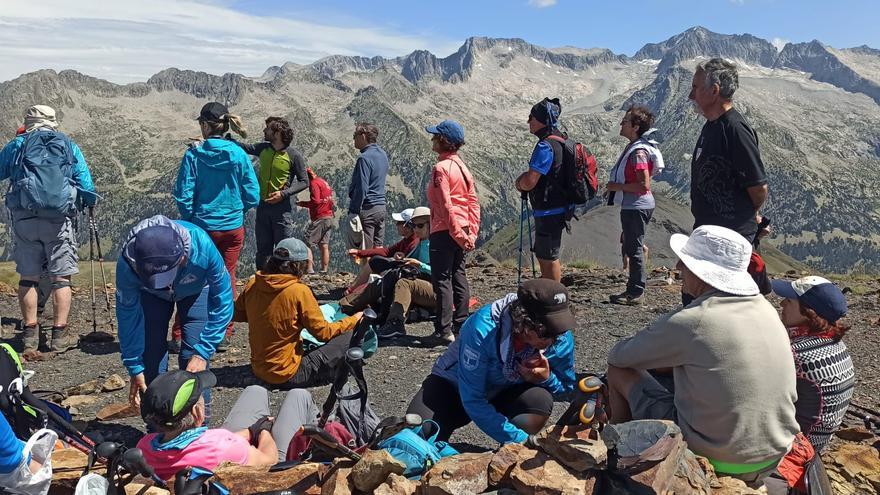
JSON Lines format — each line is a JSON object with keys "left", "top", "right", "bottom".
{"left": 509, "top": 300, "right": 546, "bottom": 337}
{"left": 266, "top": 118, "right": 294, "bottom": 147}
{"left": 264, "top": 256, "right": 310, "bottom": 277}
{"left": 798, "top": 304, "right": 850, "bottom": 341}
{"left": 625, "top": 105, "right": 655, "bottom": 137}
{"left": 355, "top": 123, "right": 379, "bottom": 144}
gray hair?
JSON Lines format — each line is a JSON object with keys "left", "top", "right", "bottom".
{"left": 145, "top": 410, "right": 197, "bottom": 435}
{"left": 695, "top": 58, "right": 739, "bottom": 100}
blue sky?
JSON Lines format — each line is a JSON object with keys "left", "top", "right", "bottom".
{"left": 0, "top": 0, "right": 876, "bottom": 83}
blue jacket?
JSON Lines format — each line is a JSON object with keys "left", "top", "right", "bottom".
{"left": 347, "top": 144, "right": 388, "bottom": 214}
{"left": 173, "top": 138, "right": 260, "bottom": 231}
{"left": 116, "top": 216, "right": 233, "bottom": 376}
{"left": 431, "top": 294, "right": 576, "bottom": 444}
{"left": 0, "top": 131, "right": 98, "bottom": 216}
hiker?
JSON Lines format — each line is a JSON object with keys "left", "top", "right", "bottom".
{"left": 337, "top": 207, "right": 434, "bottom": 339}
{"left": 297, "top": 167, "right": 335, "bottom": 274}
{"left": 344, "top": 208, "right": 419, "bottom": 290}
{"left": 407, "top": 279, "right": 575, "bottom": 444}
{"left": 0, "top": 412, "right": 56, "bottom": 495}
{"left": 116, "top": 215, "right": 233, "bottom": 419}
{"left": 137, "top": 369, "right": 319, "bottom": 479}
{"left": 773, "top": 276, "right": 854, "bottom": 452}
{"left": 347, "top": 122, "right": 389, "bottom": 250}
{"left": 606, "top": 225, "right": 799, "bottom": 487}
{"left": 516, "top": 98, "right": 570, "bottom": 282}
{"left": 234, "top": 116, "right": 309, "bottom": 270}
{"left": 233, "top": 237, "right": 363, "bottom": 389}
{"left": 426, "top": 120, "right": 480, "bottom": 343}
{"left": 0, "top": 105, "right": 98, "bottom": 353}
{"left": 171, "top": 102, "right": 260, "bottom": 353}
{"left": 606, "top": 105, "right": 663, "bottom": 305}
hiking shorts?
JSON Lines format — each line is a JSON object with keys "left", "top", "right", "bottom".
{"left": 628, "top": 371, "right": 677, "bottom": 422}
{"left": 532, "top": 213, "right": 566, "bottom": 261}
{"left": 305, "top": 217, "right": 333, "bottom": 246}
{"left": 12, "top": 216, "right": 78, "bottom": 277}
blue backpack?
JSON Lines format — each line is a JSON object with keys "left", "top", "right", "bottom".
{"left": 8, "top": 130, "right": 78, "bottom": 217}
{"left": 377, "top": 420, "right": 459, "bottom": 478}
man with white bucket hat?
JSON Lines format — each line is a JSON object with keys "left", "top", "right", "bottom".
{"left": 606, "top": 225, "right": 799, "bottom": 487}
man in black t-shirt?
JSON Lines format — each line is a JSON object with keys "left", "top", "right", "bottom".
{"left": 688, "top": 58, "right": 769, "bottom": 241}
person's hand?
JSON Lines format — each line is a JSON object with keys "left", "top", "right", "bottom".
{"left": 517, "top": 352, "right": 550, "bottom": 383}
{"left": 403, "top": 258, "right": 421, "bottom": 266}
{"left": 186, "top": 355, "right": 208, "bottom": 373}
{"left": 248, "top": 416, "right": 275, "bottom": 445}
{"left": 463, "top": 239, "right": 475, "bottom": 252}
{"left": 129, "top": 373, "right": 147, "bottom": 409}
{"left": 266, "top": 191, "right": 283, "bottom": 204}
{"left": 524, "top": 434, "right": 541, "bottom": 449}
{"left": 393, "top": 252, "right": 405, "bottom": 260}
{"left": 756, "top": 215, "right": 772, "bottom": 239}
{"left": 605, "top": 182, "right": 621, "bottom": 192}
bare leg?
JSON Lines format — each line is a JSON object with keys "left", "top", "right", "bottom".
{"left": 306, "top": 247, "right": 314, "bottom": 273}
{"left": 319, "top": 244, "right": 330, "bottom": 272}
{"left": 18, "top": 276, "right": 39, "bottom": 327}
{"left": 52, "top": 276, "right": 72, "bottom": 327}
{"left": 606, "top": 365, "right": 644, "bottom": 424}
{"left": 537, "top": 258, "right": 561, "bottom": 282}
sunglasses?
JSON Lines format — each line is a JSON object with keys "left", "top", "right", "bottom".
{"left": 412, "top": 221, "right": 429, "bottom": 228}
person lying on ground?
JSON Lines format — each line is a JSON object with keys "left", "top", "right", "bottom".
{"left": 0, "top": 411, "right": 55, "bottom": 495}
{"left": 772, "top": 276, "right": 854, "bottom": 453}
{"left": 606, "top": 225, "right": 799, "bottom": 488}
{"left": 344, "top": 208, "right": 420, "bottom": 290}
{"left": 138, "top": 370, "right": 319, "bottom": 480}
{"left": 406, "top": 278, "right": 576, "bottom": 444}
{"left": 234, "top": 237, "right": 363, "bottom": 389}
{"left": 339, "top": 207, "right": 434, "bottom": 339}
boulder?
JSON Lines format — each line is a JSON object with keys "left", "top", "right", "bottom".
{"left": 61, "top": 395, "right": 99, "bottom": 408}
{"left": 509, "top": 451, "right": 597, "bottom": 495}
{"left": 213, "top": 461, "right": 324, "bottom": 494}
{"left": 421, "top": 452, "right": 493, "bottom": 495}
{"left": 374, "top": 473, "right": 418, "bottom": 495}
{"left": 822, "top": 442, "right": 880, "bottom": 495}
{"left": 534, "top": 425, "right": 607, "bottom": 472}
{"left": 350, "top": 449, "right": 406, "bottom": 493}
{"left": 601, "top": 420, "right": 681, "bottom": 472}
{"left": 96, "top": 402, "right": 139, "bottom": 421}
{"left": 101, "top": 374, "right": 126, "bottom": 392}
{"left": 834, "top": 426, "right": 876, "bottom": 442}
{"left": 64, "top": 379, "right": 103, "bottom": 396}
{"left": 320, "top": 459, "right": 355, "bottom": 495}
{"left": 488, "top": 443, "right": 536, "bottom": 486}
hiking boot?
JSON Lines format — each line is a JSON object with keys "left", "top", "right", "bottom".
{"left": 432, "top": 329, "right": 455, "bottom": 345}
{"left": 215, "top": 337, "right": 230, "bottom": 353}
{"left": 167, "top": 339, "right": 182, "bottom": 354}
{"left": 21, "top": 325, "right": 39, "bottom": 352}
{"left": 377, "top": 319, "right": 406, "bottom": 340}
{"left": 49, "top": 325, "right": 76, "bottom": 352}
{"left": 609, "top": 292, "right": 642, "bottom": 306}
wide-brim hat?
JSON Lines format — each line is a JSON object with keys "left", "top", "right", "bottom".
{"left": 669, "top": 225, "right": 758, "bottom": 296}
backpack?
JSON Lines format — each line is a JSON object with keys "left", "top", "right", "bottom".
{"left": 0, "top": 344, "right": 45, "bottom": 440}
{"left": 377, "top": 420, "right": 459, "bottom": 478}
{"left": 7, "top": 130, "right": 78, "bottom": 217}
{"left": 545, "top": 134, "right": 598, "bottom": 205}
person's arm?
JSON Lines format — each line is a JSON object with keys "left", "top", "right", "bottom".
{"left": 298, "top": 285, "right": 359, "bottom": 341}
{"left": 245, "top": 430, "right": 278, "bottom": 466}
{"left": 608, "top": 150, "right": 651, "bottom": 194}
{"left": 516, "top": 141, "right": 553, "bottom": 192}
{"left": 0, "top": 412, "right": 25, "bottom": 475}
{"left": 297, "top": 180, "right": 319, "bottom": 209}
{"left": 730, "top": 122, "right": 768, "bottom": 214}
{"left": 173, "top": 151, "right": 196, "bottom": 220}
{"left": 234, "top": 140, "right": 269, "bottom": 157}
{"left": 191, "top": 237, "right": 234, "bottom": 363}
{"left": 468, "top": 178, "right": 481, "bottom": 247}
{"left": 232, "top": 280, "right": 252, "bottom": 323}
{"left": 70, "top": 142, "right": 98, "bottom": 206}
{"left": 238, "top": 150, "right": 261, "bottom": 212}
{"left": 116, "top": 259, "right": 147, "bottom": 376}
{"left": 348, "top": 157, "right": 367, "bottom": 215}
{"left": 606, "top": 313, "right": 691, "bottom": 370}
{"left": 747, "top": 184, "right": 769, "bottom": 213}
{"left": 280, "top": 149, "right": 309, "bottom": 198}
{"left": 541, "top": 332, "right": 576, "bottom": 395}
{"left": 0, "top": 138, "right": 22, "bottom": 181}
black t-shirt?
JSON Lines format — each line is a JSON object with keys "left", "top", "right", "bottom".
{"left": 690, "top": 108, "right": 767, "bottom": 240}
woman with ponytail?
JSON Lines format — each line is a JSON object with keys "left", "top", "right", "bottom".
{"left": 171, "top": 102, "right": 260, "bottom": 351}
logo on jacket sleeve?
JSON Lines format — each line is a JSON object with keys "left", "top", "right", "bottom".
{"left": 462, "top": 345, "right": 480, "bottom": 371}
{"left": 179, "top": 273, "right": 198, "bottom": 285}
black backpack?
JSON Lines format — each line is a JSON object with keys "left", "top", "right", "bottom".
{"left": 0, "top": 343, "right": 46, "bottom": 440}
{"left": 545, "top": 134, "right": 599, "bottom": 205}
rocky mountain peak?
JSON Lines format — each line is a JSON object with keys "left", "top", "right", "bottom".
{"left": 777, "top": 41, "right": 880, "bottom": 105}
{"left": 634, "top": 25, "right": 778, "bottom": 72}
{"left": 146, "top": 68, "right": 253, "bottom": 104}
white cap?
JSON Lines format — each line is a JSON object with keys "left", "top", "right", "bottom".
{"left": 391, "top": 208, "right": 415, "bottom": 223}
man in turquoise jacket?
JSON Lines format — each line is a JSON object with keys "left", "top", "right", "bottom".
{"left": 407, "top": 279, "right": 576, "bottom": 444}
{"left": 116, "top": 215, "right": 233, "bottom": 420}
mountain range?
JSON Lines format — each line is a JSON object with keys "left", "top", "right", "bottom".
{"left": 0, "top": 26, "right": 878, "bottom": 273}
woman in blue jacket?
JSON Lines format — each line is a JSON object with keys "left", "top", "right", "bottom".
{"left": 407, "top": 279, "right": 576, "bottom": 444}
{"left": 116, "top": 215, "right": 233, "bottom": 419}
{"left": 172, "top": 102, "right": 260, "bottom": 351}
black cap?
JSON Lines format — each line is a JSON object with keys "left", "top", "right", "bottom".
{"left": 197, "top": 102, "right": 228, "bottom": 122}
{"left": 517, "top": 278, "right": 575, "bottom": 336}
{"left": 128, "top": 225, "right": 185, "bottom": 289}
{"left": 140, "top": 370, "right": 216, "bottom": 426}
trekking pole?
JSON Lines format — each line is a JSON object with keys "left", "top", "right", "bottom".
{"left": 518, "top": 194, "right": 526, "bottom": 286}
{"left": 525, "top": 201, "right": 537, "bottom": 278}
{"left": 89, "top": 208, "right": 115, "bottom": 335}
{"left": 88, "top": 210, "right": 98, "bottom": 336}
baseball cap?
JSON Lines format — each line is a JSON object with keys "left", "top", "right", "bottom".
{"left": 391, "top": 208, "right": 415, "bottom": 223}
{"left": 410, "top": 206, "right": 431, "bottom": 220}
{"left": 272, "top": 237, "right": 310, "bottom": 262}
{"left": 771, "top": 276, "right": 848, "bottom": 324}
{"left": 425, "top": 120, "right": 465, "bottom": 145}
{"left": 197, "top": 102, "right": 228, "bottom": 122}
{"left": 141, "top": 369, "right": 216, "bottom": 426}
{"left": 517, "top": 279, "right": 576, "bottom": 336}
{"left": 129, "top": 225, "right": 185, "bottom": 289}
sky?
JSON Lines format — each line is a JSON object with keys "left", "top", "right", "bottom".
{"left": 0, "top": 0, "right": 877, "bottom": 84}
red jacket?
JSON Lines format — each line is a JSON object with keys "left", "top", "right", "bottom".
{"left": 297, "top": 176, "right": 334, "bottom": 221}
{"left": 356, "top": 234, "right": 418, "bottom": 258}
{"left": 427, "top": 153, "right": 480, "bottom": 250}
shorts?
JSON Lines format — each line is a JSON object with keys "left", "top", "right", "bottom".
{"left": 628, "top": 371, "right": 677, "bottom": 422}
{"left": 12, "top": 216, "right": 79, "bottom": 277}
{"left": 305, "top": 217, "right": 333, "bottom": 246}
{"left": 532, "top": 213, "right": 566, "bottom": 261}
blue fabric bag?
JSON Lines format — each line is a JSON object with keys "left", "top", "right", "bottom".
{"left": 301, "top": 303, "right": 378, "bottom": 358}
{"left": 376, "top": 420, "right": 459, "bottom": 478}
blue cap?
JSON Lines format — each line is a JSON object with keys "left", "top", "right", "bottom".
{"left": 273, "top": 237, "right": 310, "bottom": 262}
{"left": 130, "top": 226, "right": 185, "bottom": 289}
{"left": 771, "top": 276, "right": 848, "bottom": 324}
{"left": 425, "top": 120, "right": 465, "bottom": 145}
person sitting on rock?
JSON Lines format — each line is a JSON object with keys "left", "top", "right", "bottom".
{"left": 772, "top": 276, "right": 854, "bottom": 452}
{"left": 138, "top": 370, "right": 319, "bottom": 480}
{"left": 343, "top": 207, "right": 420, "bottom": 290}
{"left": 406, "top": 279, "right": 576, "bottom": 444}
{"left": 606, "top": 225, "right": 799, "bottom": 487}
{"left": 234, "top": 237, "right": 363, "bottom": 389}
{"left": 339, "top": 207, "right": 434, "bottom": 339}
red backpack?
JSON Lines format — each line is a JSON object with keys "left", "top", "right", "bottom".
{"left": 545, "top": 134, "right": 598, "bottom": 205}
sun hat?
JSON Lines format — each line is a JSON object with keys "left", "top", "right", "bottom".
{"left": 517, "top": 278, "right": 576, "bottom": 336}
{"left": 669, "top": 225, "right": 758, "bottom": 296}
{"left": 391, "top": 208, "right": 415, "bottom": 223}
{"left": 410, "top": 206, "right": 430, "bottom": 219}
{"left": 771, "top": 276, "right": 847, "bottom": 324}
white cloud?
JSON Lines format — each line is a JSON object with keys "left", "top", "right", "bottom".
{"left": 771, "top": 37, "right": 790, "bottom": 52}
{"left": 528, "top": 0, "right": 558, "bottom": 8}
{"left": 0, "top": 0, "right": 458, "bottom": 83}
{"left": 729, "top": 0, "right": 745, "bottom": 4}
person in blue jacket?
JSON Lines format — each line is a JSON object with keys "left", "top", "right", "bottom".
{"left": 171, "top": 102, "right": 260, "bottom": 352}
{"left": 116, "top": 215, "right": 233, "bottom": 420}
{"left": 407, "top": 278, "right": 576, "bottom": 444}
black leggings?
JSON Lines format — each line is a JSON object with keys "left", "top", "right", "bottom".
{"left": 273, "top": 331, "right": 354, "bottom": 390}
{"left": 406, "top": 374, "right": 553, "bottom": 442}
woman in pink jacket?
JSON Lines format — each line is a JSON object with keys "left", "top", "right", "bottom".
{"left": 425, "top": 120, "right": 480, "bottom": 343}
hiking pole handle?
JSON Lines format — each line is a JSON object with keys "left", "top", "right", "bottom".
{"left": 301, "top": 425, "right": 362, "bottom": 462}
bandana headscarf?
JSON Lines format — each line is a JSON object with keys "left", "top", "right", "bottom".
{"left": 529, "top": 97, "right": 562, "bottom": 128}
{"left": 23, "top": 105, "right": 58, "bottom": 132}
